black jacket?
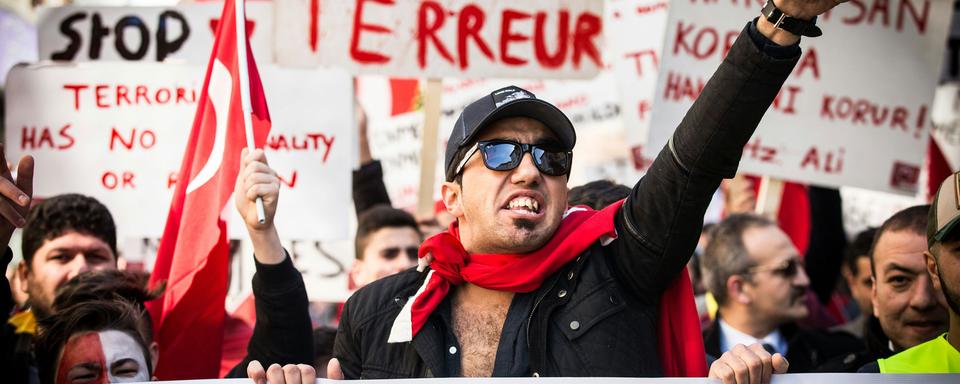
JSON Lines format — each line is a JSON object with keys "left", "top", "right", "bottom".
{"left": 703, "top": 317, "right": 863, "bottom": 373}
{"left": 333, "top": 23, "right": 800, "bottom": 378}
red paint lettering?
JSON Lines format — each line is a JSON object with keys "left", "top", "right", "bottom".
{"left": 663, "top": 71, "right": 705, "bottom": 102}
{"left": 637, "top": 99, "right": 651, "bottom": 121}
{"left": 58, "top": 124, "right": 75, "bottom": 150}
{"left": 795, "top": 48, "right": 820, "bottom": 80}
{"left": 155, "top": 88, "right": 171, "bottom": 104}
{"left": 110, "top": 128, "right": 157, "bottom": 151}
{"left": 135, "top": 86, "right": 150, "bottom": 105}
{"left": 417, "top": 1, "right": 454, "bottom": 67}
{"left": 457, "top": 5, "right": 495, "bottom": 70}
{"left": 500, "top": 10, "right": 531, "bottom": 66}
{"left": 350, "top": 0, "right": 393, "bottom": 64}
{"left": 64, "top": 84, "right": 89, "bottom": 111}
{"left": 571, "top": 12, "right": 602, "bottom": 69}
{"left": 102, "top": 171, "right": 135, "bottom": 189}
{"left": 95, "top": 85, "right": 109, "bottom": 108}
{"left": 533, "top": 10, "right": 569, "bottom": 68}
{"left": 771, "top": 85, "right": 801, "bottom": 115}
{"left": 116, "top": 85, "right": 131, "bottom": 106}
{"left": 842, "top": 0, "right": 929, "bottom": 33}
{"left": 278, "top": 170, "right": 298, "bottom": 188}
{"left": 624, "top": 50, "right": 659, "bottom": 78}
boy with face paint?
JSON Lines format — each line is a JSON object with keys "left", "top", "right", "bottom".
{"left": 35, "top": 299, "right": 157, "bottom": 384}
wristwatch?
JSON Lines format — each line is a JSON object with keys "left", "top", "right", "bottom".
{"left": 761, "top": 0, "right": 822, "bottom": 37}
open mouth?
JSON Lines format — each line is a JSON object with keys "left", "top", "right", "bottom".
{"left": 503, "top": 194, "right": 543, "bottom": 216}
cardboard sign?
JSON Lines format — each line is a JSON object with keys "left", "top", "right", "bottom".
{"left": 605, "top": 0, "right": 669, "bottom": 172}
{"left": 37, "top": 3, "right": 273, "bottom": 65}
{"left": 646, "top": 0, "right": 952, "bottom": 195}
{"left": 276, "top": 0, "right": 605, "bottom": 79}
{"left": 4, "top": 62, "right": 354, "bottom": 241}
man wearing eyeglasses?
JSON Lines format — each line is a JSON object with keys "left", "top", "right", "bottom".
{"left": 239, "top": 0, "right": 849, "bottom": 381}
{"left": 700, "top": 214, "right": 863, "bottom": 373}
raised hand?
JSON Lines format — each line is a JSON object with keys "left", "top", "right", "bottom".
{"left": 0, "top": 145, "right": 34, "bottom": 246}
{"left": 235, "top": 148, "right": 280, "bottom": 231}
{"left": 235, "top": 148, "right": 285, "bottom": 265}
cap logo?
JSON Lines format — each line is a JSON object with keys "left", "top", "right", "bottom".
{"left": 492, "top": 88, "right": 532, "bottom": 108}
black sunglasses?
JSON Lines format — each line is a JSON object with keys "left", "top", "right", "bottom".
{"left": 381, "top": 246, "right": 419, "bottom": 261}
{"left": 454, "top": 140, "right": 572, "bottom": 177}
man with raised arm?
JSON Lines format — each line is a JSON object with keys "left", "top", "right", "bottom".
{"left": 241, "top": 1, "right": 846, "bottom": 382}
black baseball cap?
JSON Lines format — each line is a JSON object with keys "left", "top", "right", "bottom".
{"left": 444, "top": 85, "right": 576, "bottom": 181}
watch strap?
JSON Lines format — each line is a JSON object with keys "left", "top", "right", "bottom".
{"left": 761, "top": 0, "right": 822, "bottom": 37}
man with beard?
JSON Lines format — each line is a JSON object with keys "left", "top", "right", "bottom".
{"left": 860, "top": 172, "right": 960, "bottom": 373}
{"left": 241, "top": 0, "right": 847, "bottom": 381}
{"left": 700, "top": 214, "right": 862, "bottom": 372}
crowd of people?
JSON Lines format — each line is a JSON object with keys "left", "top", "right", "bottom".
{"left": 2, "top": 0, "right": 960, "bottom": 383}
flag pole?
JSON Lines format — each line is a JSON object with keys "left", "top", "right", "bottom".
{"left": 234, "top": 0, "right": 267, "bottom": 224}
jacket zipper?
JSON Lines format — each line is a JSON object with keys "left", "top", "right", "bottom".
{"left": 526, "top": 271, "right": 562, "bottom": 349}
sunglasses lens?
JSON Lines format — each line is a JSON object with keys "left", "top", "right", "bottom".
{"left": 482, "top": 142, "right": 521, "bottom": 170}
{"left": 533, "top": 147, "right": 570, "bottom": 176}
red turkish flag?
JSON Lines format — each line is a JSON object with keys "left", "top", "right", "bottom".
{"left": 147, "top": 0, "right": 270, "bottom": 378}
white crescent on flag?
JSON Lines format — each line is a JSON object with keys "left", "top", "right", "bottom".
{"left": 187, "top": 58, "right": 232, "bottom": 194}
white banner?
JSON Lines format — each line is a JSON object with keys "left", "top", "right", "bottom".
{"left": 139, "top": 374, "right": 960, "bottom": 384}
{"left": 37, "top": 3, "right": 274, "bottom": 65}
{"left": 4, "top": 62, "right": 354, "bottom": 241}
{"left": 276, "top": 0, "right": 605, "bottom": 79}
{"left": 646, "top": 0, "right": 952, "bottom": 195}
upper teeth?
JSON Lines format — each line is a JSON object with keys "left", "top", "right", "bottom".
{"left": 509, "top": 197, "right": 539, "bottom": 212}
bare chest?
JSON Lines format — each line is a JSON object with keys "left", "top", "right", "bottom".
{"left": 451, "top": 301, "right": 510, "bottom": 377}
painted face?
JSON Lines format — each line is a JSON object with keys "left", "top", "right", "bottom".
{"left": 447, "top": 117, "right": 569, "bottom": 254}
{"left": 21, "top": 231, "right": 116, "bottom": 318}
{"left": 352, "top": 226, "right": 421, "bottom": 288}
{"left": 741, "top": 225, "right": 810, "bottom": 326}
{"left": 56, "top": 330, "right": 150, "bottom": 384}
{"left": 871, "top": 230, "right": 948, "bottom": 350}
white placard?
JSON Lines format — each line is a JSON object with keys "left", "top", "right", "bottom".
{"left": 37, "top": 3, "right": 274, "bottom": 65}
{"left": 605, "top": 0, "right": 669, "bottom": 172}
{"left": 276, "top": 0, "right": 605, "bottom": 79}
{"left": 646, "top": 0, "right": 952, "bottom": 195}
{"left": 4, "top": 62, "right": 354, "bottom": 241}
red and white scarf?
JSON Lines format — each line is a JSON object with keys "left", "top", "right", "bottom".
{"left": 387, "top": 200, "right": 707, "bottom": 377}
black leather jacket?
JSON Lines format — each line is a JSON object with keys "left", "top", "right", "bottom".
{"left": 333, "top": 22, "right": 800, "bottom": 378}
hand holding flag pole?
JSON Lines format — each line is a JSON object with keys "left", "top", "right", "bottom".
{"left": 234, "top": 0, "right": 265, "bottom": 224}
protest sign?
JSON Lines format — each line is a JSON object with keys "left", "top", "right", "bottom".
{"left": 605, "top": 0, "right": 669, "bottom": 172}
{"left": 37, "top": 3, "right": 273, "bottom": 65}
{"left": 4, "top": 62, "right": 354, "bottom": 241}
{"left": 931, "top": 83, "right": 960, "bottom": 171}
{"left": 646, "top": 0, "right": 952, "bottom": 195}
{"left": 275, "top": 0, "right": 605, "bottom": 79}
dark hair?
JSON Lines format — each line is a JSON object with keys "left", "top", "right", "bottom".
{"left": 844, "top": 227, "right": 877, "bottom": 275}
{"left": 567, "top": 180, "right": 631, "bottom": 210}
{"left": 53, "top": 270, "right": 164, "bottom": 343}
{"left": 35, "top": 299, "right": 153, "bottom": 384}
{"left": 869, "top": 205, "right": 930, "bottom": 276}
{"left": 701, "top": 214, "right": 777, "bottom": 305}
{"left": 355, "top": 205, "right": 421, "bottom": 260}
{"left": 21, "top": 194, "right": 117, "bottom": 265}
